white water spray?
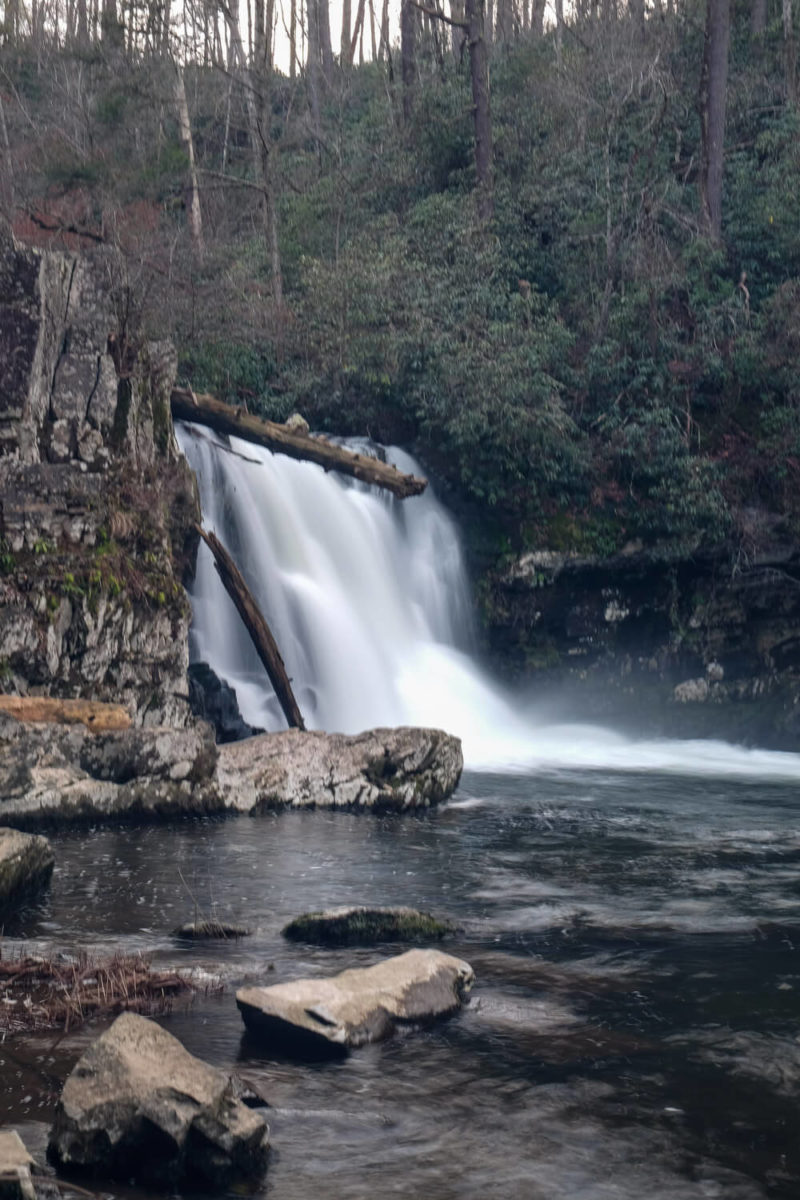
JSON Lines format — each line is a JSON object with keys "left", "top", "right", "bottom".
{"left": 178, "top": 424, "right": 800, "bottom": 779}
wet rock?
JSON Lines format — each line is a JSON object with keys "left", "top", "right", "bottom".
{"left": 0, "top": 713, "right": 224, "bottom": 826}
{"left": 172, "top": 919, "right": 251, "bottom": 939}
{"left": 216, "top": 726, "right": 463, "bottom": 812}
{"left": 282, "top": 906, "right": 454, "bottom": 946}
{"left": 0, "top": 1131, "right": 38, "bottom": 1200}
{"left": 0, "top": 828, "right": 54, "bottom": 911}
{"left": 673, "top": 677, "right": 709, "bottom": 703}
{"left": 187, "top": 661, "right": 263, "bottom": 743}
{"left": 236, "top": 948, "right": 474, "bottom": 1055}
{"left": 0, "top": 715, "right": 462, "bottom": 826}
{"left": 47, "top": 1012, "right": 269, "bottom": 1189}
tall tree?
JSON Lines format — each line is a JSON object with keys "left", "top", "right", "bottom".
{"left": 401, "top": 0, "right": 416, "bottom": 120}
{"left": 466, "top": 0, "right": 493, "bottom": 218}
{"left": 699, "top": 0, "right": 731, "bottom": 240}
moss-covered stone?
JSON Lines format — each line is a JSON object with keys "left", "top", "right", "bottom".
{"left": 282, "top": 906, "right": 454, "bottom": 946}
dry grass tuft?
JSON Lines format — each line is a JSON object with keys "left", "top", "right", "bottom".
{"left": 0, "top": 948, "right": 205, "bottom": 1034}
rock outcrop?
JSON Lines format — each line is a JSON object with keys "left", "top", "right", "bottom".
{"left": 237, "top": 948, "right": 474, "bottom": 1055}
{"left": 0, "top": 713, "right": 462, "bottom": 825}
{"left": 216, "top": 725, "right": 463, "bottom": 812}
{"left": 0, "top": 828, "right": 54, "bottom": 911}
{"left": 484, "top": 542, "right": 800, "bottom": 747}
{"left": 48, "top": 1012, "right": 269, "bottom": 1189}
{"left": 282, "top": 906, "right": 454, "bottom": 945}
{"left": 0, "top": 225, "right": 199, "bottom": 727}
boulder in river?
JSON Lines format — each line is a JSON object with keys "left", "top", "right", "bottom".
{"left": 217, "top": 726, "right": 463, "bottom": 811}
{"left": 0, "top": 828, "right": 54, "bottom": 911}
{"left": 0, "top": 1131, "right": 38, "bottom": 1200}
{"left": 172, "top": 918, "right": 251, "bottom": 939}
{"left": 282, "top": 906, "right": 454, "bottom": 945}
{"left": 236, "top": 948, "right": 474, "bottom": 1055}
{"left": 47, "top": 1012, "right": 269, "bottom": 1189}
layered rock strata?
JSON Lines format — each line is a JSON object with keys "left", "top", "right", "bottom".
{"left": 0, "top": 225, "right": 199, "bottom": 726}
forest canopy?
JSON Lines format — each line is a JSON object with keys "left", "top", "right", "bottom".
{"left": 2, "top": 0, "right": 799, "bottom": 563}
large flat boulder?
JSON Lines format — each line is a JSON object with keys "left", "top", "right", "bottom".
{"left": 0, "top": 828, "right": 54, "bottom": 911}
{"left": 236, "top": 948, "right": 474, "bottom": 1055}
{"left": 217, "top": 726, "right": 463, "bottom": 811}
{"left": 0, "top": 714, "right": 463, "bottom": 826}
{"left": 48, "top": 1012, "right": 269, "bottom": 1189}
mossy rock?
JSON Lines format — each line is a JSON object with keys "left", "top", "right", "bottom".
{"left": 172, "top": 919, "right": 251, "bottom": 940}
{"left": 0, "top": 828, "right": 54, "bottom": 912}
{"left": 282, "top": 906, "right": 454, "bottom": 946}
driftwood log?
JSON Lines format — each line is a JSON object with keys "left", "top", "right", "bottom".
{"left": 171, "top": 389, "right": 427, "bottom": 499}
{"left": 195, "top": 526, "right": 306, "bottom": 731}
{"left": 0, "top": 696, "right": 131, "bottom": 732}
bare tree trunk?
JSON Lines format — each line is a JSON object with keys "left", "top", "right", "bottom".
{"left": 341, "top": 0, "right": 351, "bottom": 61}
{"left": 318, "top": 0, "right": 334, "bottom": 81}
{"left": 451, "top": 0, "right": 466, "bottom": 59}
{"left": 401, "top": 0, "right": 416, "bottom": 121}
{"left": 750, "top": 0, "right": 767, "bottom": 34}
{"left": 350, "top": 0, "right": 366, "bottom": 60}
{"left": 306, "top": 0, "right": 322, "bottom": 147}
{"left": 290, "top": 0, "right": 296, "bottom": 76}
{"left": 699, "top": 0, "right": 731, "bottom": 240}
{"left": 629, "top": 0, "right": 645, "bottom": 34}
{"left": 174, "top": 63, "right": 204, "bottom": 258}
{"left": 368, "top": 0, "right": 377, "bottom": 59}
{"left": 466, "top": 0, "right": 493, "bottom": 218}
{"left": 785, "top": 0, "right": 797, "bottom": 100}
{"left": 555, "top": 0, "right": 563, "bottom": 50}
{"left": 496, "top": 0, "right": 512, "bottom": 41}
{"left": 379, "top": 0, "right": 389, "bottom": 56}
{"left": 531, "top": 0, "right": 544, "bottom": 35}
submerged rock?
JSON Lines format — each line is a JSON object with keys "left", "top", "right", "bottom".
{"left": 172, "top": 918, "right": 251, "bottom": 939}
{"left": 217, "top": 726, "right": 463, "bottom": 812}
{"left": 282, "top": 906, "right": 453, "bottom": 945}
{"left": 0, "top": 828, "right": 54, "bottom": 911}
{"left": 47, "top": 1012, "right": 269, "bottom": 1189}
{"left": 236, "top": 948, "right": 474, "bottom": 1055}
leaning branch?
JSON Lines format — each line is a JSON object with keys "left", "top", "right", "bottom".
{"left": 195, "top": 526, "right": 306, "bottom": 731}
{"left": 409, "top": 0, "right": 467, "bottom": 25}
{"left": 172, "top": 388, "right": 427, "bottom": 498}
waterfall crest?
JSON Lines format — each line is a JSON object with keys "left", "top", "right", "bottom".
{"left": 178, "top": 424, "right": 800, "bottom": 779}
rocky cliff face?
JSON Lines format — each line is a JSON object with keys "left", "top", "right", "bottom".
{"left": 483, "top": 541, "right": 800, "bottom": 748}
{"left": 0, "top": 225, "right": 199, "bottom": 725}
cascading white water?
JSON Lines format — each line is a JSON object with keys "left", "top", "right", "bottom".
{"left": 177, "top": 423, "right": 800, "bottom": 778}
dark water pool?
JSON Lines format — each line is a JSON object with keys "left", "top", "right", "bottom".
{"left": 4, "top": 768, "right": 800, "bottom": 1198}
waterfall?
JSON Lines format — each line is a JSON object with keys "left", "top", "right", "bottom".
{"left": 177, "top": 423, "right": 800, "bottom": 779}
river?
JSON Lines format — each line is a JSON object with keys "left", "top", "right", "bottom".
{"left": 3, "top": 434, "right": 799, "bottom": 1197}
{"left": 4, "top": 764, "right": 800, "bottom": 1198}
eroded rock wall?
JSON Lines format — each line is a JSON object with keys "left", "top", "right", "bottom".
{"left": 0, "top": 226, "right": 199, "bottom": 725}
{"left": 483, "top": 544, "right": 800, "bottom": 747}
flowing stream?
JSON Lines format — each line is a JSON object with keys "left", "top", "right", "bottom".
{"left": 4, "top": 429, "right": 800, "bottom": 1198}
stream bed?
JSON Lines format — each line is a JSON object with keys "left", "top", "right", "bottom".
{"left": 3, "top": 765, "right": 800, "bottom": 1199}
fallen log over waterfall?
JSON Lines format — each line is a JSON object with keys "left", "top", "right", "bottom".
{"left": 195, "top": 526, "right": 306, "bottom": 731}
{"left": 171, "top": 388, "right": 427, "bottom": 498}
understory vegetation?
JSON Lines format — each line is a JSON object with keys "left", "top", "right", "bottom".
{"left": 3, "top": 2, "right": 799, "bottom": 566}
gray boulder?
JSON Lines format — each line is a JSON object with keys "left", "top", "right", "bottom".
{"left": 217, "top": 726, "right": 463, "bottom": 812}
{"left": 0, "top": 828, "right": 54, "bottom": 912}
{"left": 47, "top": 1012, "right": 269, "bottom": 1189}
{"left": 237, "top": 948, "right": 474, "bottom": 1055}
{"left": 282, "top": 906, "right": 454, "bottom": 945}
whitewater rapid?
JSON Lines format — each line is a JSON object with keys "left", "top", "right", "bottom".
{"left": 177, "top": 424, "right": 800, "bottom": 780}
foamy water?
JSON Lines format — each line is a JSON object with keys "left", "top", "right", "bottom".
{"left": 177, "top": 425, "right": 800, "bottom": 781}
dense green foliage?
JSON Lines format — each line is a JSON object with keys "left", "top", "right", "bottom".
{"left": 4, "top": 5, "right": 800, "bottom": 562}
